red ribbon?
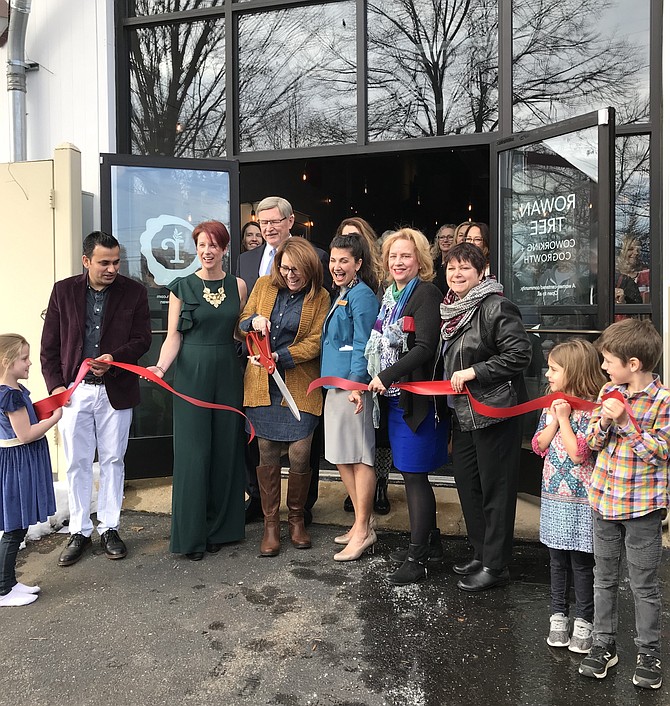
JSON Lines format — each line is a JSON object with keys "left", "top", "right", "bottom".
{"left": 308, "top": 376, "right": 641, "bottom": 433}
{"left": 34, "top": 359, "right": 255, "bottom": 441}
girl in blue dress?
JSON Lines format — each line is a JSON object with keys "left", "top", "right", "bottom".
{"left": 532, "top": 339, "right": 606, "bottom": 652}
{"left": 0, "top": 334, "right": 60, "bottom": 607}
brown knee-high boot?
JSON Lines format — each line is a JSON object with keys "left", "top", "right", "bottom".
{"left": 286, "top": 468, "right": 312, "bottom": 549}
{"left": 256, "top": 465, "right": 282, "bottom": 556}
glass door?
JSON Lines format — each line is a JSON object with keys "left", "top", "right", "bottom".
{"left": 494, "top": 108, "right": 615, "bottom": 494}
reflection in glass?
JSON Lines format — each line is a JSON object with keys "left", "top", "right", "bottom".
{"left": 368, "top": 0, "right": 498, "bottom": 139}
{"left": 130, "top": 20, "right": 226, "bottom": 157}
{"left": 615, "top": 135, "right": 650, "bottom": 303}
{"left": 513, "top": 0, "right": 649, "bottom": 130}
{"left": 128, "top": 0, "right": 217, "bottom": 16}
{"left": 237, "top": 3, "right": 357, "bottom": 151}
{"left": 110, "top": 164, "right": 232, "bottom": 332}
{"left": 500, "top": 127, "right": 599, "bottom": 331}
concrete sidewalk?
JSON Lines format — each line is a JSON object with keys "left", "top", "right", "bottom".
{"left": 5, "top": 489, "right": 670, "bottom": 706}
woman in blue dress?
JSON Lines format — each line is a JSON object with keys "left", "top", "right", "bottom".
{"left": 366, "top": 229, "right": 449, "bottom": 585}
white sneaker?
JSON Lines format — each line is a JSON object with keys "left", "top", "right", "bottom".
{"left": 569, "top": 618, "right": 594, "bottom": 653}
{"left": 14, "top": 581, "right": 41, "bottom": 594}
{"left": 547, "top": 613, "right": 570, "bottom": 647}
{"left": 0, "top": 586, "right": 39, "bottom": 607}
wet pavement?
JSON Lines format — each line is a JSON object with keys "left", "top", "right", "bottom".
{"left": 4, "top": 511, "right": 669, "bottom": 706}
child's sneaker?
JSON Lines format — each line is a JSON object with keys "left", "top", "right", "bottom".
{"left": 579, "top": 642, "right": 618, "bottom": 679}
{"left": 632, "top": 653, "right": 662, "bottom": 689}
{"left": 546, "top": 613, "right": 570, "bottom": 647}
{"left": 569, "top": 618, "right": 593, "bottom": 654}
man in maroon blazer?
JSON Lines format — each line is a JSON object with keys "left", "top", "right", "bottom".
{"left": 41, "top": 231, "right": 151, "bottom": 566}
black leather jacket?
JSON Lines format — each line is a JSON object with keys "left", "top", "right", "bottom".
{"left": 437, "top": 294, "right": 532, "bottom": 431}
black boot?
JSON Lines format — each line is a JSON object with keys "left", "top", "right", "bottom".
{"left": 373, "top": 477, "right": 391, "bottom": 515}
{"left": 389, "top": 528, "right": 443, "bottom": 564}
{"left": 387, "top": 543, "right": 429, "bottom": 585}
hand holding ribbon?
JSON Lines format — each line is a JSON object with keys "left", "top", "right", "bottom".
{"left": 34, "top": 359, "right": 255, "bottom": 441}
{"left": 307, "top": 376, "right": 641, "bottom": 433}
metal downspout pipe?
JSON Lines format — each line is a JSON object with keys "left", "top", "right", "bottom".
{"left": 7, "top": 0, "right": 31, "bottom": 162}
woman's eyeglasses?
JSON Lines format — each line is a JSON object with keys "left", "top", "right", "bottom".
{"left": 279, "top": 265, "right": 301, "bottom": 276}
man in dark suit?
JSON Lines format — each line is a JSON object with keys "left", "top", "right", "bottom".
{"left": 236, "top": 196, "right": 330, "bottom": 524}
{"left": 41, "top": 231, "right": 151, "bottom": 566}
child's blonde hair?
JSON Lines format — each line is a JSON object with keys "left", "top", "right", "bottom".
{"left": 548, "top": 339, "right": 606, "bottom": 401}
{"left": 0, "top": 333, "right": 28, "bottom": 375}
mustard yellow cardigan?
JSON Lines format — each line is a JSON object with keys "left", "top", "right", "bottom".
{"left": 239, "top": 276, "right": 331, "bottom": 416}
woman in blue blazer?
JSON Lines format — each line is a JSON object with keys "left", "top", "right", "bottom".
{"left": 321, "top": 230, "right": 380, "bottom": 561}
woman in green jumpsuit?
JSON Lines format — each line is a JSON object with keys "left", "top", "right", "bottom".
{"left": 149, "top": 221, "right": 248, "bottom": 560}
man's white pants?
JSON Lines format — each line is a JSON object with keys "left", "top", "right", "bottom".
{"left": 59, "top": 383, "right": 132, "bottom": 537}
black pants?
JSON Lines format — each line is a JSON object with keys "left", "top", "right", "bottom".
{"left": 0, "top": 527, "right": 27, "bottom": 595}
{"left": 548, "top": 547, "right": 595, "bottom": 621}
{"left": 451, "top": 416, "right": 521, "bottom": 571}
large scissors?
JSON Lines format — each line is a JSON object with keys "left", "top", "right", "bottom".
{"left": 246, "top": 330, "right": 301, "bottom": 421}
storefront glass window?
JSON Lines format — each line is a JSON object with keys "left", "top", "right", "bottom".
{"left": 367, "top": 0, "right": 498, "bottom": 139}
{"left": 130, "top": 20, "right": 226, "bottom": 157}
{"left": 500, "top": 126, "right": 599, "bottom": 331}
{"left": 513, "top": 0, "right": 650, "bottom": 130}
{"left": 615, "top": 134, "right": 651, "bottom": 304}
{"left": 237, "top": 3, "right": 357, "bottom": 151}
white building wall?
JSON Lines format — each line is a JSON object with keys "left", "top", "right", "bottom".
{"left": 0, "top": 0, "right": 115, "bottom": 222}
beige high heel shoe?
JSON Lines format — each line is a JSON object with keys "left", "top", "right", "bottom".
{"left": 334, "top": 515, "right": 377, "bottom": 545}
{"left": 333, "top": 529, "right": 377, "bottom": 562}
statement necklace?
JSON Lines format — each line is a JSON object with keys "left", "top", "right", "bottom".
{"left": 202, "top": 278, "right": 226, "bottom": 308}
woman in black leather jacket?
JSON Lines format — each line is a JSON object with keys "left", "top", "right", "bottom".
{"left": 438, "top": 243, "right": 532, "bottom": 592}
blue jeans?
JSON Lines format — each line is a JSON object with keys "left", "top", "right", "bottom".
{"left": 548, "top": 548, "right": 594, "bottom": 621}
{"left": 592, "top": 509, "right": 663, "bottom": 657}
{"left": 0, "top": 528, "right": 28, "bottom": 595}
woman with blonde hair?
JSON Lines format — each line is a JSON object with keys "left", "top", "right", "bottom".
{"left": 366, "top": 228, "right": 449, "bottom": 585}
{"left": 239, "top": 237, "right": 330, "bottom": 557}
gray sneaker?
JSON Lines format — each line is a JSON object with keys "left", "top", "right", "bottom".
{"left": 569, "top": 618, "right": 593, "bottom": 654}
{"left": 546, "top": 613, "right": 570, "bottom": 648}
{"left": 579, "top": 643, "right": 618, "bottom": 679}
{"left": 632, "top": 653, "right": 662, "bottom": 690}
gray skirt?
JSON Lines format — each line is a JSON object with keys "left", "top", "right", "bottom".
{"left": 324, "top": 388, "right": 375, "bottom": 466}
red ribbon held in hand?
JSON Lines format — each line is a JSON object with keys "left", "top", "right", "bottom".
{"left": 34, "top": 359, "right": 255, "bottom": 441}
{"left": 307, "top": 376, "right": 640, "bottom": 433}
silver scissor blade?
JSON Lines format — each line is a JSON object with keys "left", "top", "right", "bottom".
{"left": 271, "top": 370, "right": 301, "bottom": 420}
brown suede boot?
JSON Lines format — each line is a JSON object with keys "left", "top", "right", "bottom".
{"left": 286, "top": 469, "right": 312, "bottom": 549}
{"left": 256, "top": 465, "right": 282, "bottom": 557}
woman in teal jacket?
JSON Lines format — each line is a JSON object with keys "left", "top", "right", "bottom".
{"left": 321, "top": 230, "right": 380, "bottom": 561}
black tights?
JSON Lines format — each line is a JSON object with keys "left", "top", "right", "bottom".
{"left": 0, "top": 527, "right": 27, "bottom": 595}
{"left": 258, "top": 433, "right": 314, "bottom": 472}
{"left": 401, "top": 472, "right": 436, "bottom": 545}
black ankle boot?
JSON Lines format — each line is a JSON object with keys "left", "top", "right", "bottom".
{"left": 387, "top": 543, "right": 429, "bottom": 585}
{"left": 389, "top": 528, "right": 443, "bottom": 564}
{"left": 373, "top": 477, "right": 391, "bottom": 515}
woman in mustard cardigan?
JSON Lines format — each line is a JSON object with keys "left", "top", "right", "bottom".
{"left": 239, "top": 238, "right": 330, "bottom": 557}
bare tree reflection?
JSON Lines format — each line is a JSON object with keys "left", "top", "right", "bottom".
{"left": 367, "top": 0, "right": 646, "bottom": 138}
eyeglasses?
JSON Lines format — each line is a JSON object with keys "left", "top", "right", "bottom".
{"left": 437, "top": 236, "right": 453, "bottom": 242}
{"left": 466, "top": 237, "right": 483, "bottom": 244}
{"left": 279, "top": 265, "right": 301, "bottom": 276}
{"left": 258, "top": 217, "right": 287, "bottom": 227}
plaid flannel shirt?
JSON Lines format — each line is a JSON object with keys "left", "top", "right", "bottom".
{"left": 587, "top": 375, "right": 670, "bottom": 520}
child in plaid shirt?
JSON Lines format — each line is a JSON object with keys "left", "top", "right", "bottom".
{"left": 579, "top": 319, "right": 669, "bottom": 689}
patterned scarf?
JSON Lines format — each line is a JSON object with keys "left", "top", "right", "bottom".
{"left": 364, "top": 277, "right": 420, "bottom": 425}
{"left": 440, "top": 278, "right": 503, "bottom": 340}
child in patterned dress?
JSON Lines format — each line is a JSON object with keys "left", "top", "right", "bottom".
{"left": 532, "top": 339, "right": 606, "bottom": 652}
